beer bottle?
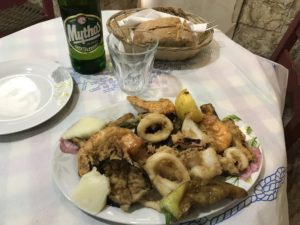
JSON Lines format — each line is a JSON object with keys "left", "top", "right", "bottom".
{"left": 58, "top": 0, "right": 106, "bottom": 74}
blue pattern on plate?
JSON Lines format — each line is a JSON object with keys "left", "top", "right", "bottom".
{"left": 180, "top": 167, "right": 286, "bottom": 225}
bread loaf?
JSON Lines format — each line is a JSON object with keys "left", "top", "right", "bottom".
{"left": 133, "top": 17, "right": 195, "bottom": 47}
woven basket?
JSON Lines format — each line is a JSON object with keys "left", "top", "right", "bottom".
{"left": 106, "top": 7, "right": 214, "bottom": 61}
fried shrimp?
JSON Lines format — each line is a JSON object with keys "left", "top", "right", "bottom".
{"left": 137, "top": 113, "right": 173, "bottom": 143}
{"left": 127, "top": 96, "right": 176, "bottom": 115}
{"left": 144, "top": 146, "right": 190, "bottom": 196}
{"left": 220, "top": 147, "right": 249, "bottom": 175}
{"left": 223, "top": 118, "right": 255, "bottom": 161}
{"left": 200, "top": 114, "right": 232, "bottom": 152}
{"left": 77, "top": 126, "right": 144, "bottom": 176}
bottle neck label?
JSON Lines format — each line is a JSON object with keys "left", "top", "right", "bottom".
{"left": 64, "top": 14, "right": 102, "bottom": 53}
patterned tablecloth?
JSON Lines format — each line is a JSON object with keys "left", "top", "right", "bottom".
{"left": 0, "top": 11, "right": 289, "bottom": 225}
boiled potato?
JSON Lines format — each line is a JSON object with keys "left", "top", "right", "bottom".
{"left": 72, "top": 167, "right": 110, "bottom": 215}
{"left": 62, "top": 117, "right": 106, "bottom": 139}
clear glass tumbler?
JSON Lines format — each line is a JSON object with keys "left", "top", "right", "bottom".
{"left": 107, "top": 33, "right": 158, "bottom": 95}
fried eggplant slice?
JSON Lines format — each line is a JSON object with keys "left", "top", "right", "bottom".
{"left": 185, "top": 179, "right": 247, "bottom": 205}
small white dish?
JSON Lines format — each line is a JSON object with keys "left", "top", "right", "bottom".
{"left": 0, "top": 59, "right": 73, "bottom": 135}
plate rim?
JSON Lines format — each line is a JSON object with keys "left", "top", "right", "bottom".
{"left": 52, "top": 100, "right": 263, "bottom": 225}
{"left": 0, "top": 58, "right": 73, "bottom": 135}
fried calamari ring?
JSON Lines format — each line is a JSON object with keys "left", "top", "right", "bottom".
{"left": 137, "top": 113, "right": 173, "bottom": 143}
{"left": 220, "top": 147, "right": 249, "bottom": 175}
{"left": 144, "top": 150, "right": 190, "bottom": 196}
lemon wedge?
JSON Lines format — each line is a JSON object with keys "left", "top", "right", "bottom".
{"left": 175, "top": 89, "right": 203, "bottom": 122}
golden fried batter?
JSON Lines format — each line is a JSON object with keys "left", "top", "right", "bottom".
{"left": 144, "top": 146, "right": 190, "bottom": 196}
{"left": 223, "top": 119, "right": 255, "bottom": 161}
{"left": 200, "top": 114, "right": 232, "bottom": 152}
{"left": 179, "top": 147, "right": 222, "bottom": 183}
{"left": 102, "top": 160, "right": 150, "bottom": 211}
{"left": 127, "top": 96, "right": 175, "bottom": 115}
{"left": 219, "top": 147, "right": 249, "bottom": 175}
{"left": 200, "top": 103, "right": 218, "bottom": 116}
{"left": 77, "top": 126, "right": 144, "bottom": 176}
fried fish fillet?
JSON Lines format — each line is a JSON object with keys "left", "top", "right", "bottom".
{"left": 198, "top": 104, "right": 232, "bottom": 152}
{"left": 102, "top": 160, "right": 150, "bottom": 211}
{"left": 127, "top": 96, "right": 175, "bottom": 115}
{"left": 200, "top": 114, "right": 232, "bottom": 152}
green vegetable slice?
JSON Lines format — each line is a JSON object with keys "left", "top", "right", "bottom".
{"left": 160, "top": 182, "right": 187, "bottom": 223}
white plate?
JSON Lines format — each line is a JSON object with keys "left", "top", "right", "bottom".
{"left": 52, "top": 101, "right": 263, "bottom": 225}
{"left": 0, "top": 59, "right": 73, "bottom": 135}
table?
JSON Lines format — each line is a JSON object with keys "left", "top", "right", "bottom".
{"left": 0, "top": 10, "right": 289, "bottom": 225}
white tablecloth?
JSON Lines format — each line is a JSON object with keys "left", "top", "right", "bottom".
{"left": 0, "top": 10, "right": 289, "bottom": 225}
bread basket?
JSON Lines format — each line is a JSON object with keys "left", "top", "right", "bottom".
{"left": 106, "top": 7, "right": 214, "bottom": 61}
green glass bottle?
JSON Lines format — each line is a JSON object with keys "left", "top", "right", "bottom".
{"left": 58, "top": 0, "right": 106, "bottom": 74}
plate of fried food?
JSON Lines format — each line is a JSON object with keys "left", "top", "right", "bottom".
{"left": 52, "top": 89, "right": 263, "bottom": 225}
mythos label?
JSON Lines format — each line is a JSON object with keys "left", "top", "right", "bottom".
{"left": 64, "top": 14, "right": 102, "bottom": 53}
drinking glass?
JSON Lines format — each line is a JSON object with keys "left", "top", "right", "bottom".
{"left": 107, "top": 33, "right": 158, "bottom": 95}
